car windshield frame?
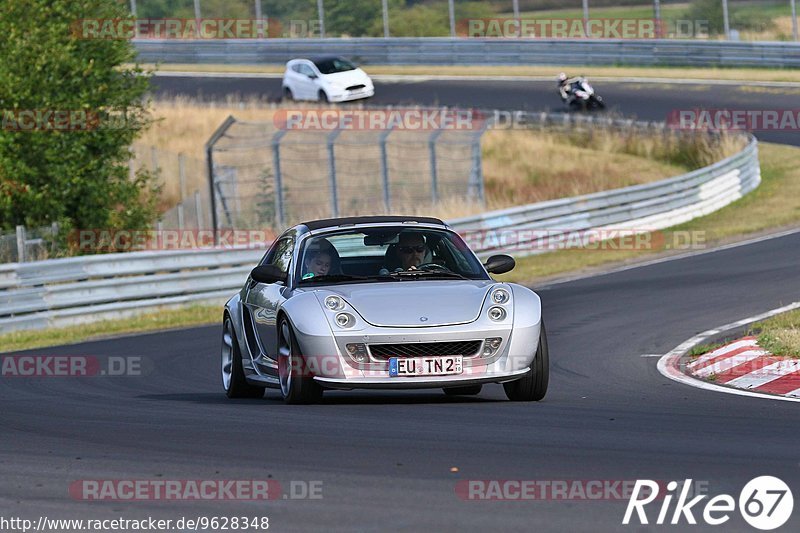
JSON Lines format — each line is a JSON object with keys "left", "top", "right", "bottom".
{"left": 295, "top": 225, "right": 490, "bottom": 286}
{"left": 313, "top": 58, "right": 357, "bottom": 75}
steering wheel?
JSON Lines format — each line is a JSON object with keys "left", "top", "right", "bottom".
{"left": 416, "top": 262, "right": 450, "bottom": 272}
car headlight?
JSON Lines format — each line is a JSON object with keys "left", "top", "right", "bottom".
{"left": 335, "top": 312, "right": 355, "bottom": 328}
{"left": 491, "top": 288, "right": 510, "bottom": 304}
{"left": 325, "top": 296, "right": 345, "bottom": 311}
{"left": 488, "top": 306, "right": 507, "bottom": 321}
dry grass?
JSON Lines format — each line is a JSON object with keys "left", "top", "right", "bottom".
{"left": 481, "top": 129, "right": 689, "bottom": 208}
{"left": 138, "top": 98, "right": 734, "bottom": 218}
{"left": 740, "top": 16, "right": 797, "bottom": 42}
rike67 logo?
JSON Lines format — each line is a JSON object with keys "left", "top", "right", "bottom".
{"left": 623, "top": 476, "right": 793, "bottom": 530}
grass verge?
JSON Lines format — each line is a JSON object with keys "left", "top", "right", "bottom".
{"left": 688, "top": 342, "right": 725, "bottom": 358}
{"left": 497, "top": 142, "right": 800, "bottom": 283}
{"left": 144, "top": 63, "right": 800, "bottom": 84}
{"left": 749, "top": 309, "right": 800, "bottom": 358}
{"left": 0, "top": 305, "right": 220, "bottom": 353}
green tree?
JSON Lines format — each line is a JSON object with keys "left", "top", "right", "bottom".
{"left": 0, "top": 0, "right": 158, "bottom": 235}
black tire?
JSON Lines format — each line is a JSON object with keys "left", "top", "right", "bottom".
{"left": 278, "top": 317, "right": 323, "bottom": 405}
{"left": 282, "top": 87, "right": 293, "bottom": 101}
{"left": 443, "top": 385, "right": 483, "bottom": 396}
{"left": 222, "top": 316, "right": 265, "bottom": 399}
{"left": 318, "top": 90, "right": 329, "bottom": 103}
{"left": 503, "top": 322, "right": 549, "bottom": 401}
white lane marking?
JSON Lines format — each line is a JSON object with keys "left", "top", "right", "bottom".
{"left": 538, "top": 226, "right": 800, "bottom": 289}
{"left": 787, "top": 387, "right": 800, "bottom": 398}
{"left": 656, "top": 301, "right": 800, "bottom": 403}
{"left": 152, "top": 71, "right": 800, "bottom": 88}
{"left": 640, "top": 354, "right": 663, "bottom": 358}
{"left": 686, "top": 338, "right": 758, "bottom": 368}
{"left": 726, "top": 360, "right": 800, "bottom": 389}
{"left": 692, "top": 349, "right": 768, "bottom": 378}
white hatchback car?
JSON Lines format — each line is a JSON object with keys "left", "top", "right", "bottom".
{"left": 281, "top": 56, "right": 375, "bottom": 103}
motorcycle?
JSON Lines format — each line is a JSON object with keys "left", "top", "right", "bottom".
{"left": 561, "top": 77, "right": 605, "bottom": 111}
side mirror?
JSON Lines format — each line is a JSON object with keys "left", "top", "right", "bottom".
{"left": 484, "top": 254, "right": 515, "bottom": 275}
{"left": 308, "top": 73, "right": 318, "bottom": 79}
{"left": 250, "top": 264, "right": 287, "bottom": 284}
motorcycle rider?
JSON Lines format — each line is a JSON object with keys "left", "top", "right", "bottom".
{"left": 557, "top": 72, "right": 582, "bottom": 105}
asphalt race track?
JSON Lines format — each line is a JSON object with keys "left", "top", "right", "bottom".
{"left": 151, "top": 75, "right": 800, "bottom": 145}
{"left": 3, "top": 76, "right": 800, "bottom": 532}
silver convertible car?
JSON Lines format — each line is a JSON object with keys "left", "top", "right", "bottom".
{"left": 221, "top": 216, "right": 549, "bottom": 404}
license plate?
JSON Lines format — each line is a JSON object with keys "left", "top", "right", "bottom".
{"left": 389, "top": 356, "right": 463, "bottom": 377}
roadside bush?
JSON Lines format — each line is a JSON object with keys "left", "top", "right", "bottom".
{"left": 0, "top": 0, "right": 159, "bottom": 237}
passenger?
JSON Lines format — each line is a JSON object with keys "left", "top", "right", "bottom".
{"left": 303, "top": 249, "right": 332, "bottom": 278}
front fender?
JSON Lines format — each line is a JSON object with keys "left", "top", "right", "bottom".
{"left": 501, "top": 284, "right": 543, "bottom": 372}
{"left": 279, "top": 292, "right": 344, "bottom": 378}
{"left": 224, "top": 292, "right": 252, "bottom": 364}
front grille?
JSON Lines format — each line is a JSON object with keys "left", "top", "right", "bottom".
{"left": 346, "top": 84, "right": 366, "bottom": 91}
{"left": 369, "top": 340, "right": 481, "bottom": 360}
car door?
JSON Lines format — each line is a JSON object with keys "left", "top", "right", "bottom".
{"left": 296, "top": 62, "right": 319, "bottom": 100}
{"left": 244, "top": 236, "right": 294, "bottom": 363}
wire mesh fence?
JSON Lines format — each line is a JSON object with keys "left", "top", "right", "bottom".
{"left": 130, "top": 146, "right": 211, "bottom": 230}
{"left": 207, "top": 110, "right": 488, "bottom": 230}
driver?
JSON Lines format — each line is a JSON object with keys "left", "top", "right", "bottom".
{"left": 397, "top": 232, "right": 429, "bottom": 270}
{"left": 380, "top": 232, "right": 430, "bottom": 274}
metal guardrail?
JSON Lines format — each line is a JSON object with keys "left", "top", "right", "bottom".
{"left": 134, "top": 38, "right": 800, "bottom": 68}
{"left": 0, "top": 248, "right": 264, "bottom": 333}
{"left": 449, "top": 136, "right": 760, "bottom": 256}
{"left": 0, "top": 121, "right": 759, "bottom": 335}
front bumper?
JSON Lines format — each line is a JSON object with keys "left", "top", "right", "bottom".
{"left": 314, "top": 367, "right": 529, "bottom": 390}
{"left": 329, "top": 87, "right": 375, "bottom": 102}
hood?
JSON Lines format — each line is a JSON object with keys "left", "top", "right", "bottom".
{"left": 324, "top": 281, "right": 493, "bottom": 327}
{"left": 321, "top": 68, "right": 370, "bottom": 86}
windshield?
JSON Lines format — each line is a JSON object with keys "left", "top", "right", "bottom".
{"left": 313, "top": 57, "right": 357, "bottom": 75}
{"left": 297, "top": 228, "right": 489, "bottom": 284}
